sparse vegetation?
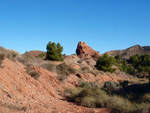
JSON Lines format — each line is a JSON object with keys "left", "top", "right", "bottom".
{"left": 56, "top": 74, "right": 68, "bottom": 81}
{"left": 0, "top": 101, "right": 27, "bottom": 111}
{"left": 0, "top": 46, "right": 20, "bottom": 62}
{"left": 56, "top": 63, "right": 76, "bottom": 81}
{"left": 90, "top": 69, "right": 100, "bottom": 76}
{"left": 18, "top": 55, "right": 44, "bottom": 66}
{"left": 26, "top": 66, "right": 40, "bottom": 80}
{"left": 0, "top": 53, "right": 5, "bottom": 66}
{"left": 64, "top": 81, "right": 150, "bottom": 113}
{"left": 40, "top": 63, "right": 56, "bottom": 72}
{"left": 56, "top": 63, "right": 76, "bottom": 76}
{"left": 80, "top": 66, "right": 90, "bottom": 73}
{"left": 1, "top": 42, "right": 150, "bottom": 113}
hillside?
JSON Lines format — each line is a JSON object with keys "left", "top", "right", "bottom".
{"left": 0, "top": 46, "right": 130, "bottom": 113}
{"left": 23, "top": 50, "right": 46, "bottom": 57}
{"left": 105, "top": 45, "right": 150, "bottom": 59}
{"left": 0, "top": 43, "right": 150, "bottom": 113}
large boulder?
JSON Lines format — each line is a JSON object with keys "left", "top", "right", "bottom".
{"left": 76, "top": 41, "right": 101, "bottom": 60}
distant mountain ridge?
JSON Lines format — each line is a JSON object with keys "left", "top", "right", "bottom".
{"left": 105, "top": 45, "right": 150, "bottom": 59}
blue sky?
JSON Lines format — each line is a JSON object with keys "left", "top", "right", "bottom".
{"left": 0, "top": 0, "right": 149, "bottom": 55}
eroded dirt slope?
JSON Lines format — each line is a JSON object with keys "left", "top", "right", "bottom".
{"left": 0, "top": 59, "right": 111, "bottom": 113}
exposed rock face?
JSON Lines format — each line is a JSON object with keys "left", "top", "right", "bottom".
{"left": 76, "top": 41, "right": 101, "bottom": 60}
{"left": 105, "top": 45, "right": 150, "bottom": 59}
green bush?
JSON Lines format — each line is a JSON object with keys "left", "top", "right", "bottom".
{"left": 129, "top": 54, "right": 150, "bottom": 73}
{"left": 96, "top": 54, "right": 116, "bottom": 73}
{"left": 63, "top": 82, "right": 135, "bottom": 113}
{"left": 39, "top": 53, "right": 46, "bottom": 58}
{"left": 114, "top": 58, "right": 135, "bottom": 75}
{"left": 127, "top": 65, "right": 135, "bottom": 75}
{"left": 64, "top": 82, "right": 150, "bottom": 113}
{"left": 81, "top": 96, "right": 96, "bottom": 108}
{"left": 46, "top": 42, "right": 64, "bottom": 61}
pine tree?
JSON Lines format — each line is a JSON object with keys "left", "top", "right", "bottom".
{"left": 46, "top": 42, "right": 64, "bottom": 61}
{"left": 96, "top": 54, "right": 116, "bottom": 73}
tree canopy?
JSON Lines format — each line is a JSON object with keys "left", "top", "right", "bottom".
{"left": 46, "top": 42, "right": 64, "bottom": 61}
{"left": 96, "top": 54, "right": 116, "bottom": 73}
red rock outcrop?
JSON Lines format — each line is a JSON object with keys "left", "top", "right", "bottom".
{"left": 76, "top": 41, "right": 101, "bottom": 60}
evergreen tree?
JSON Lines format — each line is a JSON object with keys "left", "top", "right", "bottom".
{"left": 46, "top": 42, "right": 64, "bottom": 61}
{"left": 96, "top": 54, "right": 116, "bottom": 73}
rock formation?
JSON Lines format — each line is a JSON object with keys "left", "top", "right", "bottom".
{"left": 105, "top": 45, "right": 150, "bottom": 59}
{"left": 76, "top": 41, "right": 101, "bottom": 60}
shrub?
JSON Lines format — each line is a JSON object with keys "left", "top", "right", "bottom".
{"left": 56, "top": 63, "right": 76, "bottom": 81}
{"left": 64, "top": 81, "right": 150, "bottom": 113}
{"left": 107, "top": 95, "right": 134, "bottom": 113}
{"left": 56, "top": 63, "right": 76, "bottom": 76}
{"left": 18, "top": 55, "right": 44, "bottom": 66}
{"left": 46, "top": 42, "right": 64, "bottom": 61}
{"left": 40, "top": 63, "right": 56, "bottom": 72}
{"left": 129, "top": 54, "right": 150, "bottom": 76}
{"left": 90, "top": 69, "right": 100, "bottom": 76}
{"left": 115, "top": 55, "right": 121, "bottom": 60}
{"left": 39, "top": 53, "right": 46, "bottom": 58}
{"left": 80, "top": 82, "right": 100, "bottom": 88}
{"left": 126, "top": 65, "right": 135, "bottom": 75}
{"left": 64, "top": 82, "right": 107, "bottom": 107}
{"left": 81, "top": 96, "right": 96, "bottom": 108}
{"left": 0, "top": 53, "right": 5, "bottom": 66}
{"left": 63, "top": 87, "right": 80, "bottom": 98}
{"left": 96, "top": 54, "right": 116, "bottom": 73}
{"left": 29, "top": 71, "right": 40, "bottom": 80}
{"left": 119, "top": 80, "right": 129, "bottom": 88}
{"left": 56, "top": 74, "right": 68, "bottom": 82}
{"left": 79, "top": 66, "right": 90, "bottom": 73}
{"left": 0, "top": 46, "right": 20, "bottom": 62}
{"left": 140, "top": 93, "right": 150, "bottom": 103}
{"left": 63, "top": 82, "right": 142, "bottom": 113}
{"left": 103, "top": 81, "right": 119, "bottom": 95}
{"left": 26, "top": 66, "right": 40, "bottom": 80}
